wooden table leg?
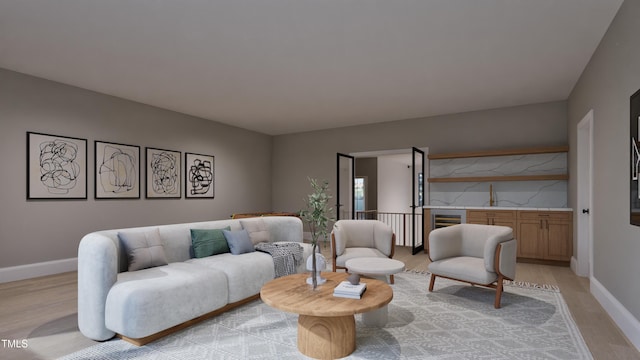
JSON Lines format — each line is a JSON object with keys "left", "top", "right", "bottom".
{"left": 297, "top": 314, "right": 355, "bottom": 359}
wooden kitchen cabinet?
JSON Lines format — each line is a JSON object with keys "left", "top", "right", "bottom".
{"left": 517, "top": 211, "right": 572, "bottom": 263}
{"left": 466, "top": 210, "right": 517, "bottom": 238}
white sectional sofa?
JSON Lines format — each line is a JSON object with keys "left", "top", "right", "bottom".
{"left": 77, "top": 216, "right": 311, "bottom": 344}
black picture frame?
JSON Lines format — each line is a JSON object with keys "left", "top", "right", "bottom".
{"left": 145, "top": 147, "right": 181, "bottom": 199}
{"left": 95, "top": 141, "right": 140, "bottom": 199}
{"left": 185, "top": 152, "right": 215, "bottom": 199}
{"left": 631, "top": 88, "right": 640, "bottom": 226}
{"left": 27, "top": 131, "right": 87, "bottom": 200}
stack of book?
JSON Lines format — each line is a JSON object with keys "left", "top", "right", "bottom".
{"left": 333, "top": 281, "right": 367, "bottom": 299}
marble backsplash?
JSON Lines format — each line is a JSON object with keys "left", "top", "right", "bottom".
{"left": 429, "top": 152, "right": 568, "bottom": 208}
{"left": 429, "top": 153, "right": 567, "bottom": 178}
{"left": 429, "top": 180, "right": 568, "bottom": 208}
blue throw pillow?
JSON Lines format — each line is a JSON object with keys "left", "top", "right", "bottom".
{"left": 223, "top": 229, "right": 255, "bottom": 255}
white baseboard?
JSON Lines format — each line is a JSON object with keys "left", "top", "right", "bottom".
{"left": 0, "top": 258, "right": 77, "bottom": 283}
{"left": 570, "top": 256, "right": 578, "bottom": 275}
{"left": 570, "top": 255, "right": 590, "bottom": 277}
{"left": 591, "top": 276, "right": 640, "bottom": 352}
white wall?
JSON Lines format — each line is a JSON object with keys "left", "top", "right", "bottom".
{"left": 0, "top": 69, "right": 273, "bottom": 279}
{"left": 567, "top": 0, "right": 640, "bottom": 346}
{"left": 377, "top": 155, "right": 412, "bottom": 213}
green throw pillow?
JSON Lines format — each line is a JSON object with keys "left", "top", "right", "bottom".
{"left": 191, "top": 227, "right": 231, "bottom": 258}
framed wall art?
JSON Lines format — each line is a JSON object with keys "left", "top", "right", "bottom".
{"left": 146, "top": 147, "right": 181, "bottom": 199}
{"left": 631, "top": 88, "right": 640, "bottom": 225}
{"left": 185, "top": 152, "right": 214, "bottom": 199}
{"left": 95, "top": 141, "right": 140, "bottom": 199}
{"left": 27, "top": 131, "right": 87, "bottom": 199}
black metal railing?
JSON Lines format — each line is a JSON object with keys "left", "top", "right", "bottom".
{"left": 354, "top": 210, "right": 423, "bottom": 248}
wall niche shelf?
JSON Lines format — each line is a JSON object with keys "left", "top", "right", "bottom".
{"left": 428, "top": 174, "right": 569, "bottom": 183}
{"left": 428, "top": 146, "right": 569, "bottom": 183}
{"left": 427, "top": 146, "right": 569, "bottom": 160}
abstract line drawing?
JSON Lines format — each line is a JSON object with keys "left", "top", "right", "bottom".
{"left": 40, "top": 140, "right": 80, "bottom": 193}
{"left": 631, "top": 89, "right": 640, "bottom": 225}
{"left": 27, "top": 132, "right": 87, "bottom": 199}
{"left": 185, "top": 152, "right": 215, "bottom": 198}
{"left": 632, "top": 132, "right": 639, "bottom": 182}
{"left": 146, "top": 147, "right": 181, "bottom": 198}
{"left": 95, "top": 141, "right": 140, "bottom": 199}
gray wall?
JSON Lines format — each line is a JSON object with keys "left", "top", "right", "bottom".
{"left": 0, "top": 69, "right": 272, "bottom": 269}
{"left": 0, "top": 67, "right": 570, "bottom": 273}
{"left": 568, "top": 0, "right": 640, "bottom": 318}
{"left": 272, "top": 101, "right": 568, "bottom": 214}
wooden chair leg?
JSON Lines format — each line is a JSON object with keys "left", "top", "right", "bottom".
{"left": 428, "top": 273, "right": 436, "bottom": 292}
{"left": 389, "top": 274, "right": 395, "bottom": 284}
{"left": 494, "top": 275, "right": 504, "bottom": 309}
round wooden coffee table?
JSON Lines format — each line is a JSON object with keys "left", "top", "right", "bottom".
{"left": 260, "top": 272, "right": 392, "bottom": 359}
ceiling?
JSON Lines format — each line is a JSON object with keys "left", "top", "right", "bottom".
{"left": 0, "top": 1, "right": 623, "bottom": 135}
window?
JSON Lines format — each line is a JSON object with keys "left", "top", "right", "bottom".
{"left": 355, "top": 177, "right": 365, "bottom": 211}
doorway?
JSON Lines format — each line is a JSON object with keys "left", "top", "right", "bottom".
{"left": 337, "top": 147, "right": 428, "bottom": 254}
{"left": 576, "top": 110, "right": 593, "bottom": 278}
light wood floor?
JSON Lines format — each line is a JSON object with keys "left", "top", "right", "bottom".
{"left": 1, "top": 246, "right": 638, "bottom": 360}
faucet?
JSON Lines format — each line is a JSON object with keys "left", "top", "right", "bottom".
{"left": 489, "top": 184, "right": 495, "bottom": 207}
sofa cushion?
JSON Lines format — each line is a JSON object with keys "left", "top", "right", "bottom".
{"left": 190, "top": 227, "right": 230, "bottom": 258}
{"left": 187, "top": 252, "right": 274, "bottom": 302}
{"left": 223, "top": 229, "right": 255, "bottom": 255}
{"left": 117, "top": 228, "right": 168, "bottom": 271}
{"left": 105, "top": 262, "right": 228, "bottom": 339}
{"left": 240, "top": 218, "right": 270, "bottom": 245}
{"left": 428, "top": 256, "right": 498, "bottom": 285}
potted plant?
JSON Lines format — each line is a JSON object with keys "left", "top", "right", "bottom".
{"left": 299, "top": 177, "right": 335, "bottom": 289}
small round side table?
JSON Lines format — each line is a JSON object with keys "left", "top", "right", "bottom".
{"left": 345, "top": 257, "right": 406, "bottom": 283}
{"left": 345, "top": 257, "right": 405, "bottom": 326}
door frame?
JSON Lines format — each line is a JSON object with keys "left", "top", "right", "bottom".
{"left": 575, "top": 109, "right": 594, "bottom": 278}
{"left": 411, "top": 147, "right": 425, "bottom": 254}
{"left": 336, "top": 153, "right": 355, "bottom": 220}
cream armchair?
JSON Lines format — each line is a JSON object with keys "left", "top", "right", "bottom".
{"left": 427, "top": 224, "right": 517, "bottom": 308}
{"left": 331, "top": 220, "right": 396, "bottom": 283}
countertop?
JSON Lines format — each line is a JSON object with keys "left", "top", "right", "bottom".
{"left": 423, "top": 205, "right": 573, "bottom": 212}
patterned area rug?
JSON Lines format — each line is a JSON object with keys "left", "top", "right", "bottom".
{"left": 59, "top": 271, "right": 592, "bottom": 359}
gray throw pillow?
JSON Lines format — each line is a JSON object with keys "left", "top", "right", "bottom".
{"left": 118, "top": 228, "right": 168, "bottom": 271}
{"left": 223, "top": 229, "right": 255, "bottom": 255}
{"left": 191, "top": 227, "right": 230, "bottom": 258}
